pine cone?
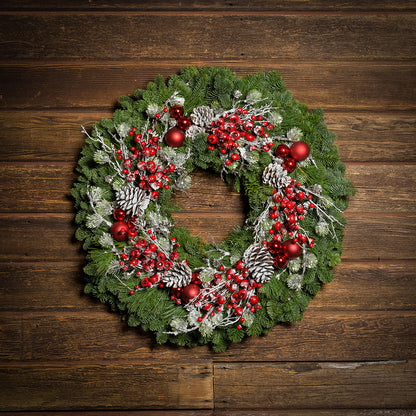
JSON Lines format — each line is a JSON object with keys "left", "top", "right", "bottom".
{"left": 190, "top": 106, "right": 214, "bottom": 127}
{"left": 263, "top": 162, "right": 291, "bottom": 190}
{"left": 163, "top": 261, "right": 192, "bottom": 287}
{"left": 115, "top": 186, "right": 149, "bottom": 217}
{"left": 243, "top": 243, "right": 275, "bottom": 283}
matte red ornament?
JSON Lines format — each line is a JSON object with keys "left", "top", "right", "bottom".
{"left": 282, "top": 239, "right": 302, "bottom": 259}
{"left": 182, "top": 283, "right": 200, "bottom": 303}
{"left": 165, "top": 127, "right": 186, "bottom": 147}
{"left": 290, "top": 140, "right": 310, "bottom": 161}
{"left": 110, "top": 221, "right": 129, "bottom": 241}
{"left": 170, "top": 105, "right": 184, "bottom": 119}
{"left": 273, "top": 253, "right": 288, "bottom": 268}
{"left": 113, "top": 208, "right": 126, "bottom": 221}
{"left": 171, "top": 287, "right": 183, "bottom": 298}
{"left": 275, "top": 144, "right": 290, "bottom": 158}
{"left": 191, "top": 272, "right": 202, "bottom": 285}
{"left": 177, "top": 116, "right": 192, "bottom": 130}
{"left": 282, "top": 157, "right": 297, "bottom": 172}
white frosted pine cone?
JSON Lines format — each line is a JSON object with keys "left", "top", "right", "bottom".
{"left": 243, "top": 243, "right": 274, "bottom": 283}
{"left": 163, "top": 261, "right": 193, "bottom": 288}
{"left": 190, "top": 106, "right": 214, "bottom": 127}
{"left": 263, "top": 162, "right": 291, "bottom": 190}
{"left": 115, "top": 186, "right": 150, "bottom": 217}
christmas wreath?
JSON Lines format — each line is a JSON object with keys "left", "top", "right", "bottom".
{"left": 72, "top": 66, "right": 355, "bottom": 351}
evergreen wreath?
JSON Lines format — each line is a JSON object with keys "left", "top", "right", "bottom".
{"left": 72, "top": 66, "right": 355, "bottom": 351}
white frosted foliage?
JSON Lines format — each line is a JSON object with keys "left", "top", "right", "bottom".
{"left": 287, "top": 274, "right": 303, "bottom": 290}
{"left": 98, "top": 233, "right": 114, "bottom": 248}
{"left": 86, "top": 213, "right": 103, "bottom": 228}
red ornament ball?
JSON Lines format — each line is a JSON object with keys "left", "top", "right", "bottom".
{"left": 275, "top": 144, "right": 290, "bottom": 158}
{"left": 113, "top": 208, "right": 126, "bottom": 221}
{"left": 170, "top": 105, "right": 184, "bottom": 119}
{"left": 290, "top": 140, "right": 310, "bottom": 161}
{"left": 273, "top": 253, "right": 288, "bottom": 268}
{"left": 110, "top": 221, "right": 129, "bottom": 241}
{"left": 171, "top": 287, "right": 183, "bottom": 298}
{"left": 165, "top": 127, "right": 186, "bottom": 147}
{"left": 191, "top": 272, "right": 202, "bottom": 285}
{"left": 268, "top": 240, "right": 282, "bottom": 255}
{"left": 282, "top": 157, "right": 297, "bottom": 172}
{"left": 182, "top": 283, "right": 200, "bottom": 303}
{"left": 177, "top": 116, "right": 192, "bottom": 130}
{"left": 282, "top": 239, "right": 302, "bottom": 259}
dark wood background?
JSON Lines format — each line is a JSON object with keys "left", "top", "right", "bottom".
{"left": 0, "top": 1, "right": 415, "bottom": 414}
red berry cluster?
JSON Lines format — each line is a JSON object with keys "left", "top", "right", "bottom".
{"left": 126, "top": 238, "right": 173, "bottom": 276}
{"left": 110, "top": 208, "right": 182, "bottom": 288}
{"left": 275, "top": 140, "right": 310, "bottom": 172}
{"left": 222, "top": 260, "right": 262, "bottom": 328}
{"left": 115, "top": 127, "right": 176, "bottom": 200}
{"left": 265, "top": 179, "right": 315, "bottom": 267}
{"left": 128, "top": 238, "right": 182, "bottom": 294}
{"left": 118, "top": 126, "right": 159, "bottom": 162}
{"left": 206, "top": 110, "right": 274, "bottom": 164}
{"left": 169, "top": 261, "right": 262, "bottom": 329}
{"left": 135, "top": 159, "right": 175, "bottom": 201}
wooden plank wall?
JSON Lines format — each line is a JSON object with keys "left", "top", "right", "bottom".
{"left": 0, "top": 1, "right": 415, "bottom": 414}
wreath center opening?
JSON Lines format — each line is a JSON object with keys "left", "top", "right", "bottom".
{"left": 171, "top": 170, "right": 246, "bottom": 243}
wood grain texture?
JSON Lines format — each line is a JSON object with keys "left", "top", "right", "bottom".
{"left": 1, "top": 62, "right": 415, "bottom": 110}
{"left": 214, "top": 411, "right": 416, "bottom": 416}
{"left": 1, "top": 311, "right": 414, "bottom": 362}
{"left": 1, "top": 411, "right": 414, "bottom": 416}
{"left": 1, "top": 110, "right": 415, "bottom": 162}
{"left": 327, "top": 112, "right": 416, "bottom": 163}
{"left": 214, "top": 360, "right": 416, "bottom": 409}
{"left": 0, "top": 363, "right": 213, "bottom": 411}
{"left": 2, "top": 0, "right": 416, "bottom": 11}
{"left": 1, "top": 15, "right": 414, "bottom": 61}
{"left": 0, "top": 412, "right": 213, "bottom": 416}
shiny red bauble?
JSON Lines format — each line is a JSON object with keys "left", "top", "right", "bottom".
{"left": 110, "top": 221, "right": 129, "bottom": 241}
{"left": 182, "top": 283, "right": 200, "bottom": 303}
{"left": 273, "top": 253, "right": 288, "bottom": 268}
{"left": 176, "top": 116, "right": 192, "bottom": 130}
{"left": 268, "top": 240, "right": 282, "bottom": 255}
{"left": 113, "top": 208, "right": 126, "bottom": 221}
{"left": 275, "top": 143, "right": 290, "bottom": 158}
{"left": 290, "top": 140, "right": 310, "bottom": 161}
{"left": 165, "top": 127, "right": 186, "bottom": 147}
{"left": 170, "top": 105, "right": 184, "bottom": 119}
{"left": 282, "top": 157, "right": 297, "bottom": 172}
{"left": 282, "top": 239, "right": 302, "bottom": 259}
